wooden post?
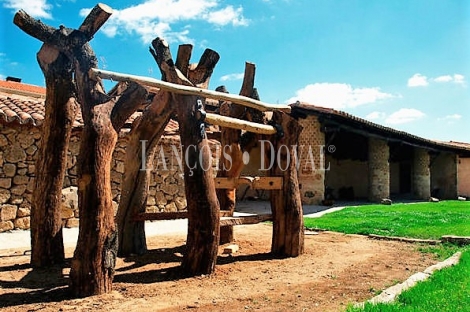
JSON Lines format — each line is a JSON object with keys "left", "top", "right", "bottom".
{"left": 116, "top": 90, "right": 174, "bottom": 256}
{"left": 70, "top": 65, "right": 147, "bottom": 296}
{"left": 29, "top": 43, "right": 79, "bottom": 267}
{"left": 216, "top": 62, "right": 261, "bottom": 244}
{"left": 268, "top": 111, "right": 304, "bottom": 257}
{"left": 151, "top": 38, "right": 221, "bottom": 275}
{"left": 16, "top": 4, "right": 148, "bottom": 296}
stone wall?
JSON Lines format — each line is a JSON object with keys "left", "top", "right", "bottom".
{"left": 297, "top": 115, "right": 326, "bottom": 204}
{"left": 0, "top": 124, "right": 194, "bottom": 232}
{"left": 368, "top": 137, "right": 390, "bottom": 202}
{"left": 0, "top": 124, "right": 38, "bottom": 232}
{"left": 412, "top": 148, "right": 431, "bottom": 199}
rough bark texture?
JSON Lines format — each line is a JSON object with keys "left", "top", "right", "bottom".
{"left": 116, "top": 43, "right": 199, "bottom": 257}
{"left": 151, "top": 38, "right": 221, "bottom": 275}
{"left": 14, "top": 5, "right": 145, "bottom": 296}
{"left": 30, "top": 43, "right": 78, "bottom": 267}
{"left": 216, "top": 63, "right": 259, "bottom": 244}
{"left": 116, "top": 90, "right": 173, "bottom": 256}
{"left": 268, "top": 111, "right": 304, "bottom": 257}
{"left": 69, "top": 42, "right": 147, "bottom": 296}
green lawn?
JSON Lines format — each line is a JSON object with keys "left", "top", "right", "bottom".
{"left": 302, "top": 200, "right": 470, "bottom": 312}
{"left": 304, "top": 201, "right": 470, "bottom": 239}
{"left": 345, "top": 247, "right": 470, "bottom": 312}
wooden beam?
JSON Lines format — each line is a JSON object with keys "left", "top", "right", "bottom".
{"left": 90, "top": 68, "right": 291, "bottom": 113}
{"left": 220, "top": 214, "right": 273, "bottom": 226}
{"left": 133, "top": 210, "right": 233, "bottom": 221}
{"left": 205, "top": 113, "right": 277, "bottom": 135}
{"left": 214, "top": 177, "right": 283, "bottom": 190}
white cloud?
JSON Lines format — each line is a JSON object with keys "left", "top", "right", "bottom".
{"left": 407, "top": 73, "right": 428, "bottom": 87}
{"left": 204, "top": 6, "right": 248, "bottom": 26}
{"left": 220, "top": 73, "right": 244, "bottom": 81}
{"left": 81, "top": 0, "right": 248, "bottom": 44}
{"left": 434, "top": 74, "right": 466, "bottom": 85}
{"left": 453, "top": 74, "right": 465, "bottom": 85}
{"left": 0, "top": 74, "right": 5, "bottom": 81}
{"left": 440, "top": 114, "right": 462, "bottom": 121}
{"left": 434, "top": 75, "right": 453, "bottom": 83}
{"left": 365, "top": 111, "right": 386, "bottom": 120}
{"left": 385, "top": 108, "right": 425, "bottom": 125}
{"left": 3, "top": 0, "right": 52, "bottom": 19}
{"left": 286, "top": 83, "right": 394, "bottom": 109}
{"left": 410, "top": 73, "right": 467, "bottom": 87}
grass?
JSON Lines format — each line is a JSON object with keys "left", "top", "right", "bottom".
{"left": 345, "top": 247, "right": 470, "bottom": 312}
{"left": 302, "top": 200, "right": 470, "bottom": 312}
{"left": 304, "top": 201, "right": 470, "bottom": 239}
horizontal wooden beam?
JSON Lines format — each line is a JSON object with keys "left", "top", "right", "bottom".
{"left": 205, "top": 113, "right": 277, "bottom": 135}
{"left": 90, "top": 68, "right": 291, "bottom": 113}
{"left": 133, "top": 210, "right": 233, "bottom": 221}
{"left": 215, "top": 176, "right": 283, "bottom": 190}
{"left": 220, "top": 214, "right": 272, "bottom": 226}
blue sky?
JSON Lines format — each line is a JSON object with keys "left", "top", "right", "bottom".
{"left": 1, "top": 0, "right": 469, "bottom": 142}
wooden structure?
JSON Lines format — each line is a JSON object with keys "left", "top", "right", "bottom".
{"left": 94, "top": 65, "right": 305, "bottom": 256}
{"left": 14, "top": 2, "right": 304, "bottom": 298}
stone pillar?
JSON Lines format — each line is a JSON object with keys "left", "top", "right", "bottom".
{"left": 368, "top": 137, "right": 389, "bottom": 202}
{"left": 297, "top": 116, "right": 325, "bottom": 205}
{"left": 412, "top": 148, "right": 430, "bottom": 199}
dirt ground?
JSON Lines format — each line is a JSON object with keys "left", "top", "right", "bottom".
{"left": 0, "top": 224, "right": 437, "bottom": 312}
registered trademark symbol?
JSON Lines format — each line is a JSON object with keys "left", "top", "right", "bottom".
{"left": 327, "top": 145, "right": 336, "bottom": 153}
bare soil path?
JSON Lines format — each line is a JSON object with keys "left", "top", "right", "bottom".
{"left": 0, "top": 224, "right": 437, "bottom": 312}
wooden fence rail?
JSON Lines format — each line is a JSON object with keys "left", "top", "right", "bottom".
{"left": 90, "top": 68, "right": 291, "bottom": 113}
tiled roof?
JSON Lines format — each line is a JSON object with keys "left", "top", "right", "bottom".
{"left": 0, "top": 92, "right": 85, "bottom": 127}
{"left": 291, "top": 101, "right": 470, "bottom": 154}
{"left": 0, "top": 93, "right": 46, "bottom": 126}
{"left": 0, "top": 82, "right": 214, "bottom": 138}
{"left": 0, "top": 80, "right": 46, "bottom": 98}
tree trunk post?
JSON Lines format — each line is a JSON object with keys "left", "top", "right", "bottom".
{"left": 216, "top": 62, "right": 260, "bottom": 244}
{"left": 116, "top": 43, "right": 206, "bottom": 256}
{"left": 30, "top": 44, "right": 79, "bottom": 267}
{"left": 151, "top": 38, "right": 221, "bottom": 275}
{"left": 268, "top": 111, "right": 304, "bottom": 257}
{"left": 116, "top": 90, "right": 173, "bottom": 256}
{"left": 70, "top": 57, "right": 147, "bottom": 295}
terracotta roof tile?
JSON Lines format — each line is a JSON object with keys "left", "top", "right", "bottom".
{"left": 0, "top": 91, "right": 183, "bottom": 136}
{"left": 0, "top": 93, "right": 45, "bottom": 126}
{"left": 0, "top": 80, "right": 46, "bottom": 97}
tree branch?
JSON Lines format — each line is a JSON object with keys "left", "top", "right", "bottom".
{"left": 14, "top": 10, "right": 62, "bottom": 43}
{"left": 150, "top": 38, "right": 192, "bottom": 86}
{"left": 175, "top": 44, "right": 193, "bottom": 76}
{"left": 188, "top": 49, "right": 220, "bottom": 89}
{"left": 79, "top": 3, "right": 113, "bottom": 40}
{"left": 111, "top": 82, "right": 149, "bottom": 130}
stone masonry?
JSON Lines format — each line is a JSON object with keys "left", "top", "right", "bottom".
{"left": 0, "top": 123, "right": 195, "bottom": 232}
{"left": 297, "top": 115, "right": 326, "bottom": 204}
{"left": 412, "top": 148, "right": 430, "bottom": 199}
{"left": 368, "top": 137, "right": 390, "bottom": 202}
{"left": 0, "top": 124, "right": 37, "bottom": 232}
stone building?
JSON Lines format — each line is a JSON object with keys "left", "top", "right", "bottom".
{"left": 1, "top": 79, "right": 469, "bottom": 232}
{"left": 0, "top": 78, "right": 219, "bottom": 232}
{"left": 290, "top": 102, "right": 470, "bottom": 204}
